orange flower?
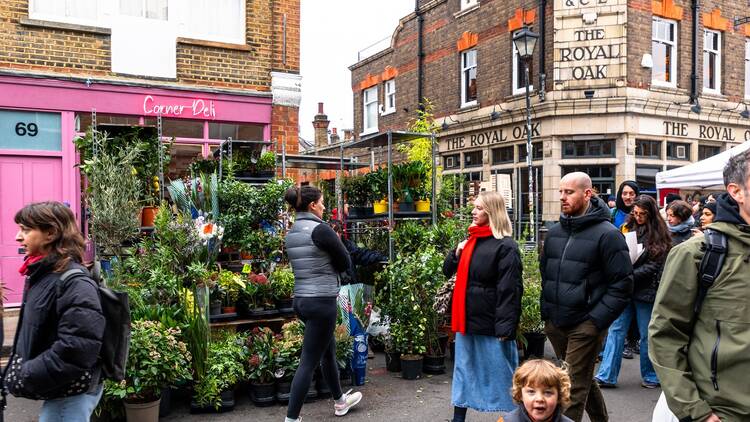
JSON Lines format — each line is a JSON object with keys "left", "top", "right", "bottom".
{"left": 203, "top": 223, "right": 214, "bottom": 234}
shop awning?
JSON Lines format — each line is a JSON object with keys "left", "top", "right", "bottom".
{"left": 656, "top": 141, "right": 750, "bottom": 190}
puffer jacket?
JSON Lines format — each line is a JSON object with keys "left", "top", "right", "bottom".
{"left": 4, "top": 257, "right": 104, "bottom": 400}
{"left": 443, "top": 236, "right": 523, "bottom": 338}
{"left": 649, "top": 193, "right": 750, "bottom": 421}
{"left": 502, "top": 406, "right": 573, "bottom": 422}
{"left": 540, "top": 196, "right": 633, "bottom": 330}
{"left": 631, "top": 244, "right": 666, "bottom": 304}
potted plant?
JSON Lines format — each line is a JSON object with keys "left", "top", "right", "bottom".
{"left": 334, "top": 324, "right": 354, "bottom": 384}
{"left": 104, "top": 320, "right": 192, "bottom": 422}
{"left": 246, "top": 327, "right": 278, "bottom": 406}
{"left": 518, "top": 245, "right": 546, "bottom": 360}
{"left": 366, "top": 169, "right": 388, "bottom": 214}
{"left": 191, "top": 333, "right": 248, "bottom": 413}
{"left": 343, "top": 174, "right": 371, "bottom": 218}
{"left": 256, "top": 150, "right": 277, "bottom": 177}
{"left": 271, "top": 266, "right": 295, "bottom": 313}
{"left": 274, "top": 321, "right": 304, "bottom": 403}
{"left": 217, "top": 269, "right": 245, "bottom": 315}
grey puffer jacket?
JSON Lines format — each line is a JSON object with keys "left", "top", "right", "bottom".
{"left": 285, "top": 212, "right": 351, "bottom": 297}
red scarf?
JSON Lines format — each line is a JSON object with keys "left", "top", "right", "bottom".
{"left": 451, "top": 225, "right": 494, "bottom": 334}
{"left": 18, "top": 254, "right": 45, "bottom": 276}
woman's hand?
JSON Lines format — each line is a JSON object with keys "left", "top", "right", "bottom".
{"left": 456, "top": 239, "right": 468, "bottom": 256}
{"left": 703, "top": 414, "right": 721, "bottom": 422}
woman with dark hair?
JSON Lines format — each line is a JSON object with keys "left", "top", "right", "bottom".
{"left": 3, "top": 202, "right": 104, "bottom": 421}
{"left": 595, "top": 195, "right": 671, "bottom": 389}
{"left": 283, "top": 186, "right": 361, "bottom": 422}
{"left": 699, "top": 201, "right": 718, "bottom": 229}
{"left": 666, "top": 200, "right": 695, "bottom": 245}
{"left": 611, "top": 181, "right": 640, "bottom": 229}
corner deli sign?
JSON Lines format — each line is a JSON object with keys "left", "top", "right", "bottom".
{"left": 554, "top": 0, "right": 627, "bottom": 88}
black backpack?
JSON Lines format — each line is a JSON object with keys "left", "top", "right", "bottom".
{"left": 694, "top": 228, "right": 728, "bottom": 316}
{"left": 58, "top": 268, "right": 131, "bottom": 382}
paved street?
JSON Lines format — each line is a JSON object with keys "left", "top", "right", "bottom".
{"left": 6, "top": 342, "right": 660, "bottom": 422}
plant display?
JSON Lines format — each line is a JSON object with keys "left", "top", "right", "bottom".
{"left": 270, "top": 266, "right": 295, "bottom": 300}
{"left": 217, "top": 270, "right": 246, "bottom": 305}
{"left": 377, "top": 246, "right": 445, "bottom": 357}
{"left": 246, "top": 327, "right": 278, "bottom": 384}
{"left": 334, "top": 324, "right": 354, "bottom": 370}
{"left": 519, "top": 245, "right": 544, "bottom": 335}
{"left": 239, "top": 272, "right": 273, "bottom": 310}
{"left": 365, "top": 169, "right": 387, "bottom": 204}
{"left": 392, "top": 221, "right": 431, "bottom": 256}
{"left": 104, "top": 320, "right": 192, "bottom": 403}
{"left": 343, "top": 174, "right": 370, "bottom": 207}
{"left": 274, "top": 321, "right": 304, "bottom": 380}
{"left": 84, "top": 134, "right": 142, "bottom": 257}
{"left": 193, "top": 333, "right": 248, "bottom": 409}
{"left": 257, "top": 150, "right": 277, "bottom": 172}
{"left": 189, "top": 158, "right": 218, "bottom": 176}
{"left": 233, "top": 148, "right": 261, "bottom": 174}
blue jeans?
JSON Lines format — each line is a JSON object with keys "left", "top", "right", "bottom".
{"left": 595, "top": 300, "right": 659, "bottom": 384}
{"left": 40, "top": 384, "right": 103, "bottom": 422}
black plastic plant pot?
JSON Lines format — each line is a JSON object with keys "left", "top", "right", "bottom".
{"left": 249, "top": 382, "right": 276, "bottom": 407}
{"left": 304, "top": 382, "right": 318, "bottom": 403}
{"left": 189, "top": 389, "right": 235, "bottom": 414}
{"left": 339, "top": 366, "right": 352, "bottom": 385}
{"left": 385, "top": 352, "right": 402, "bottom": 373}
{"left": 276, "top": 377, "right": 293, "bottom": 404}
{"left": 423, "top": 354, "right": 446, "bottom": 375}
{"left": 315, "top": 375, "right": 332, "bottom": 398}
{"left": 275, "top": 298, "right": 294, "bottom": 314}
{"left": 400, "top": 355, "right": 423, "bottom": 380}
{"left": 398, "top": 201, "right": 416, "bottom": 212}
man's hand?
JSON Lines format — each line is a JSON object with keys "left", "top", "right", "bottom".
{"left": 703, "top": 413, "right": 721, "bottom": 422}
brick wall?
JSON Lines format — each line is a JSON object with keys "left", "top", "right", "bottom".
{"left": 350, "top": 0, "right": 546, "bottom": 136}
{"left": 0, "top": 0, "right": 300, "bottom": 92}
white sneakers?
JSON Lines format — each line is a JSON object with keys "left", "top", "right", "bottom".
{"left": 334, "top": 389, "right": 363, "bottom": 416}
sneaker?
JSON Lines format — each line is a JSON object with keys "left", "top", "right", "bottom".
{"left": 641, "top": 381, "right": 660, "bottom": 389}
{"left": 633, "top": 340, "right": 641, "bottom": 354}
{"left": 595, "top": 378, "right": 617, "bottom": 388}
{"left": 622, "top": 346, "right": 634, "bottom": 360}
{"left": 334, "top": 389, "right": 362, "bottom": 416}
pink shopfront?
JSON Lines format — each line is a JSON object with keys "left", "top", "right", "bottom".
{"left": 0, "top": 75, "right": 273, "bottom": 305}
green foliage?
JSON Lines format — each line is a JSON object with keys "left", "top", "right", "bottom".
{"left": 270, "top": 266, "right": 295, "bottom": 300}
{"left": 246, "top": 327, "right": 277, "bottom": 384}
{"left": 365, "top": 169, "right": 387, "bottom": 204}
{"left": 274, "top": 321, "right": 304, "bottom": 380}
{"left": 377, "top": 246, "right": 445, "bottom": 356}
{"left": 167, "top": 172, "right": 220, "bottom": 222}
{"left": 217, "top": 270, "right": 246, "bottom": 304}
{"left": 342, "top": 174, "right": 370, "bottom": 207}
{"left": 397, "top": 98, "right": 438, "bottom": 201}
{"left": 393, "top": 221, "right": 431, "bottom": 255}
{"left": 84, "top": 135, "right": 141, "bottom": 257}
{"left": 189, "top": 159, "right": 218, "bottom": 177}
{"left": 257, "top": 151, "right": 277, "bottom": 171}
{"left": 103, "top": 320, "right": 192, "bottom": 403}
{"left": 518, "top": 245, "right": 544, "bottom": 335}
{"left": 429, "top": 218, "right": 470, "bottom": 256}
{"left": 193, "top": 333, "right": 248, "bottom": 409}
{"left": 334, "top": 324, "right": 354, "bottom": 370}
{"left": 438, "top": 174, "right": 463, "bottom": 215}
{"left": 74, "top": 127, "right": 171, "bottom": 206}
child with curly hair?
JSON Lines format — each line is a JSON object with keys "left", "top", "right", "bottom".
{"left": 501, "top": 359, "right": 573, "bottom": 422}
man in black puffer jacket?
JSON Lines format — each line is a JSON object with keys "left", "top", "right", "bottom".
{"left": 541, "top": 172, "right": 633, "bottom": 422}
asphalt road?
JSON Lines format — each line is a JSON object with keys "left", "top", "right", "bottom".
{"left": 5, "top": 342, "right": 660, "bottom": 422}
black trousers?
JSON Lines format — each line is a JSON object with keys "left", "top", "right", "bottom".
{"left": 286, "top": 297, "right": 343, "bottom": 419}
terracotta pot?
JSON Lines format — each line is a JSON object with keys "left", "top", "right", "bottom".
{"left": 222, "top": 306, "right": 236, "bottom": 314}
{"left": 124, "top": 398, "right": 160, "bottom": 422}
{"left": 140, "top": 206, "right": 159, "bottom": 227}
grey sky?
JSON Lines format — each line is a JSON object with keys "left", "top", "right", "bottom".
{"left": 299, "top": 1, "right": 414, "bottom": 144}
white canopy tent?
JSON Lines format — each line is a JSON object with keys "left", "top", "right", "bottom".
{"left": 656, "top": 141, "right": 750, "bottom": 190}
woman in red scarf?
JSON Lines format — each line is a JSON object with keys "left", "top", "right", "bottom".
{"left": 443, "top": 191, "right": 523, "bottom": 422}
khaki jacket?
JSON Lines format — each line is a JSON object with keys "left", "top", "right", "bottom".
{"left": 649, "top": 221, "right": 750, "bottom": 421}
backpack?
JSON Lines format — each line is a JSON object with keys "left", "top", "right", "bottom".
{"left": 694, "top": 228, "right": 728, "bottom": 316}
{"left": 58, "top": 268, "right": 131, "bottom": 382}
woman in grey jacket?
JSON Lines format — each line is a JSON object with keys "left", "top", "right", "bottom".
{"left": 283, "top": 186, "right": 362, "bottom": 422}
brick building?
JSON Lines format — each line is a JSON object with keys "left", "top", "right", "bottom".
{"left": 347, "top": 0, "right": 750, "bottom": 224}
{"left": 0, "top": 0, "right": 299, "bottom": 304}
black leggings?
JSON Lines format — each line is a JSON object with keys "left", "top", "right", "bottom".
{"left": 286, "top": 297, "right": 343, "bottom": 419}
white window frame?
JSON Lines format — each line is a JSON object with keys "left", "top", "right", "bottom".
{"left": 512, "top": 30, "right": 534, "bottom": 95}
{"left": 178, "top": 0, "right": 246, "bottom": 45}
{"left": 703, "top": 29, "right": 722, "bottom": 95}
{"left": 28, "top": 0, "right": 107, "bottom": 28}
{"left": 745, "top": 39, "right": 750, "bottom": 100}
{"left": 461, "top": 49, "right": 478, "bottom": 108}
{"left": 652, "top": 17, "right": 678, "bottom": 87}
{"left": 119, "top": 0, "right": 169, "bottom": 20}
{"left": 460, "top": 0, "right": 479, "bottom": 11}
{"left": 362, "top": 86, "right": 378, "bottom": 135}
{"left": 382, "top": 80, "right": 396, "bottom": 115}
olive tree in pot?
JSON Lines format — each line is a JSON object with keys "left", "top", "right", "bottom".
{"left": 518, "top": 245, "right": 546, "bottom": 360}
{"left": 104, "top": 321, "right": 192, "bottom": 422}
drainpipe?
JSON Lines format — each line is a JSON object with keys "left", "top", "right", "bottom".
{"left": 538, "top": 0, "right": 547, "bottom": 101}
{"left": 416, "top": 0, "right": 424, "bottom": 110}
{"left": 690, "top": 0, "right": 700, "bottom": 103}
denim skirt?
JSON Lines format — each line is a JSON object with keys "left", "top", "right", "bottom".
{"left": 451, "top": 332, "right": 518, "bottom": 412}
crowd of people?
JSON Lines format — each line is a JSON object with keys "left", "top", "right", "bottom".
{"left": 3, "top": 149, "right": 749, "bottom": 422}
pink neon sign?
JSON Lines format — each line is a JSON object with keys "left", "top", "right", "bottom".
{"left": 142, "top": 95, "right": 217, "bottom": 119}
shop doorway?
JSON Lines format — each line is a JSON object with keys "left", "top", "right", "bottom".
{"left": 0, "top": 155, "right": 63, "bottom": 305}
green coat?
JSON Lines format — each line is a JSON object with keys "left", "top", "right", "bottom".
{"left": 649, "top": 221, "right": 750, "bottom": 421}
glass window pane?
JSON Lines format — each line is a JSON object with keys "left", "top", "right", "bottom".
{"left": 162, "top": 119, "right": 204, "bottom": 138}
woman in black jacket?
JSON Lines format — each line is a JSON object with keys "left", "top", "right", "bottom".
{"left": 666, "top": 200, "right": 696, "bottom": 245}
{"left": 443, "top": 191, "right": 522, "bottom": 422}
{"left": 595, "top": 195, "right": 672, "bottom": 389}
{"left": 4, "top": 202, "right": 105, "bottom": 422}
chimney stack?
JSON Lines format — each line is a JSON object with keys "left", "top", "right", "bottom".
{"left": 312, "top": 102, "right": 330, "bottom": 148}
{"left": 330, "top": 127, "right": 340, "bottom": 144}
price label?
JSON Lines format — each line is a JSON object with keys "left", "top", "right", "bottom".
{"left": 0, "top": 110, "right": 61, "bottom": 151}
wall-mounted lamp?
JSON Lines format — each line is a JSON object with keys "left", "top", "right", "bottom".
{"left": 641, "top": 54, "right": 653, "bottom": 69}
{"left": 490, "top": 105, "right": 501, "bottom": 120}
{"left": 741, "top": 104, "right": 750, "bottom": 119}
{"left": 584, "top": 90, "right": 595, "bottom": 99}
{"left": 691, "top": 99, "right": 702, "bottom": 114}
{"left": 441, "top": 115, "right": 458, "bottom": 131}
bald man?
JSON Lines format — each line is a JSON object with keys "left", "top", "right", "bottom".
{"left": 540, "top": 172, "right": 633, "bottom": 422}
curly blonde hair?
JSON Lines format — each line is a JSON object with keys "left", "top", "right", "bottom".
{"left": 511, "top": 359, "right": 572, "bottom": 409}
